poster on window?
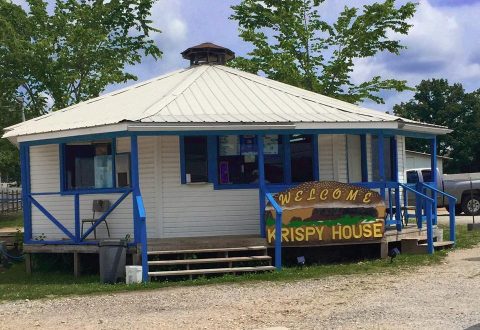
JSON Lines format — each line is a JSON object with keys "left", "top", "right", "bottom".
{"left": 240, "top": 135, "right": 257, "bottom": 155}
{"left": 219, "top": 135, "right": 239, "bottom": 156}
{"left": 264, "top": 135, "right": 279, "bottom": 155}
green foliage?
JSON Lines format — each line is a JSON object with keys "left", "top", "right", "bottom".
{"left": 0, "top": 212, "right": 23, "bottom": 229}
{"left": 0, "top": 0, "right": 162, "bottom": 183}
{"left": 230, "top": 0, "right": 416, "bottom": 104}
{"left": 393, "top": 79, "right": 480, "bottom": 173}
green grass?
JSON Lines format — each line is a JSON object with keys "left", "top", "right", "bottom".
{"left": 0, "top": 212, "right": 23, "bottom": 229}
{"left": 0, "top": 224, "right": 478, "bottom": 302}
{"left": 266, "top": 215, "right": 376, "bottom": 227}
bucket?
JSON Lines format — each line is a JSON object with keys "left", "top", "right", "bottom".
{"left": 126, "top": 265, "right": 143, "bottom": 284}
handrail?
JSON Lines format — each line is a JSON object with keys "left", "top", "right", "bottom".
{"left": 399, "top": 183, "right": 434, "bottom": 203}
{"left": 420, "top": 182, "right": 456, "bottom": 243}
{"left": 419, "top": 182, "right": 457, "bottom": 202}
{"left": 399, "top": 183, "right": 435, "bottom": 253}
{"left": 265, "top": 191, "right": 283, "bottom": 270}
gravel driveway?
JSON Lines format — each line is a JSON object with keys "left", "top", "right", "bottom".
{"left": 1, "top": 245, "right": 480, "bottom": 330}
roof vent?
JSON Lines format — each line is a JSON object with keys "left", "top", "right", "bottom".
{"left": 181, "top": 42, "right": 235, "bottom": 66}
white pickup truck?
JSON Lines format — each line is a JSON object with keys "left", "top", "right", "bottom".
{"left": 405, "top": 168, "right": 480, "bottom": 216}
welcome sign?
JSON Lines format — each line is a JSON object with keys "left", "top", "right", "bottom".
{"left": 265, "top": 181, "right": 386, "bottom": 245}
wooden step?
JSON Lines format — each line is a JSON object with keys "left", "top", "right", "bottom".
{"left": 419, "top": 241, "right": 455, "bottom": 248}
{"left": 148, "top": 255, "right": 271, "bottom": 266}
{"left": 148, "top": 265, "right": 275, "bottom": 277}
{"left": 147, "top": 245, "right": 267, "bottom": 256}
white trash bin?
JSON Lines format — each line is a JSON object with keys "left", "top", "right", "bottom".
{"left": 125, "top": 266, "right": 143, "bottom": 284}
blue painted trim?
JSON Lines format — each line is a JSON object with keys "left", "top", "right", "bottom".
{"left": 29, "top": 195, "right": 76, "bottom": 240}
{"left": 130, "top": 135, "right": 149, "bottom": 282}
{"left": 20, "top": 144, "right": 32, "bottom": 242}
{"left": 312, "top": 134, "right": 319, "bottom": 181}
{"left": 80, "top": 189, "right": 132, "bottom": 241}
{"left": 58, "top": 188, "right": 131, "bottom": 196}
{"left": 360, "top": 134, "right": 368, "bottom": 182}
{"left": 23, "top": 128, "right": 438, "bottom": 147}
{"left": 74, "top": 194, "right": 80, "bottom": 243}
{"left": 179, "top": 136, "right": 186, "bottom": 184}
{"left": 283, "top": 135, "right": 292, "bottom": 184}
{"left": 112, "top": 138, "right": 117, "bottom": 188}
{"left": 214, "top": 183, "right": 258, "bottom": 190}
{"left": 207, "top": 136, "right": 217, "bottom": 184}
{"left": 257, "top": 134, "right": 266, "bottom": 238}
{"left": 377, "top": 132, "right": 386, "bottom": 199}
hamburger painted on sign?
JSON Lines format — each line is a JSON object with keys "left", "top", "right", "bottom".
{"left": 265, "top": 181, "right": 386, "bottom": 245}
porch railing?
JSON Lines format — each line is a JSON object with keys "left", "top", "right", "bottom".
{"left": 26, "top": 188, "right": 132, "bottom": 245}
{"left": 262, "top": 181, "right": 454, "bottom": 270}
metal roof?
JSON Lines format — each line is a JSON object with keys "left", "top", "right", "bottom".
{"left": 3, "top": 64, "right": 451, "bottom": 141}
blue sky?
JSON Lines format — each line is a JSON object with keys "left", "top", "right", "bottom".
{"left": 13, "top": 0, "right": 480, "bottom": 112}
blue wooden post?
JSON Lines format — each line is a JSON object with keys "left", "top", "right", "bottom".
{"left": 449, "top": 198, "right": 456, "bottom": 243}
{"left": 275, "top": 209, "right": 282, "bottom": 270}
{"left": 378, "top": 132, "right": 386, "bottom": 199}
{"left": 415, "top": 182, "right": 422, "bottom": 229}
{"left": 392, "top": 136, "right": 402, "bottom": 231}
{"left": 74, "top": 194, "right": 80, "bottom": 242}
{"left": 360, "top": 134, "right": 368, "bottom": 182}
{"left": 257, "top": 134, "right": 266, "bottom": 238}
{"left": 426, "top": 201, "right": 434, "bottom": 254}
{"left": 130, "top": 135, "right": 148, "bottom": 282}
{"left": 430, "top": 137, "right": 438, "bottom": 225}
{"left": 20, "top": 143, "right": 32, "bottom": 243}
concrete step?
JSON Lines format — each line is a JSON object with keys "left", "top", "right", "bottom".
{"left": 148, "top": 265, "right": 275, "bottom": 277}
{"left": 148, "top": 255, "right": 271, "bottom": 266}
{"left": 147, "top": 245, "right": 267, "bottom": 256}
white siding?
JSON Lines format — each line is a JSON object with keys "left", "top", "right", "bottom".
{"left": 157, "top": 136, "right": 259, "bottom": 238}
{"left": 318, "top": 134, "right": 348, "bottom": 182}
{"left": 346, "top": 135, "right": 362, "bottom": 183}
{"left": 397, "top": 136, "right": 406, "bottom": 182}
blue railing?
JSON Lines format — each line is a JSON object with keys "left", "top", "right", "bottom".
{"left": 399, "top": 183, "right": 436, "bottom": 253}
{"left": 420, "top": 182, "right": 456, "bottom": 243}
{"left": 26, "top": 189, "right": 132, "bottom": 245}
{"left": 265, "top": 191, "right": 283, "bottom": 270}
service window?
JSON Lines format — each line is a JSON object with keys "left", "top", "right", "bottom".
{"left": 184, "top": 136, "right": 208, "bottom": 183}
{"left": 64, "top": 142, "right": 113, "bottom": 190}
{"left": 264, "top": 135, "right": 284, "bottom": 183}
{"left": 217, "top": 135, "right": 258, "bottom": 184}
{"left": 290, "top": 134, "right": 314, "bottom": 182}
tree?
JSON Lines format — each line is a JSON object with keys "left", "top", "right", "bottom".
{"left": 0, "top": 0, "right": 162, "bottom": 183}
{"left": 230, "top": 0, "right": 416, "bottom": 104}
{"left": 393, "top": 79, "right": 480, "bottom": 173}
{"left": 0, "top": 0, "right": 162, "bottom": 113}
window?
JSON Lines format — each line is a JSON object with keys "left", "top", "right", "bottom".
{"left": 290, "top": 134, "right": 314, "bottom": 182}
{"left": 421, "top": 169, "right": 432, "bottom": 183}
{"left": 64, "top": 142, "right": 113, "bottom": 190}
{"left": 406, "top": 170, "right": 419, "bottom": 184}
{"left": 264, "top": 135, "right": 284, "bottom": 183}
{"left": 183, "top": 136, "right": 208, "bottom": 183}
{"left": 217, "top": 135, "right": 258, "bottom": 185}
{"left": 116, "top": 153, "right": 131, "bottom": 187}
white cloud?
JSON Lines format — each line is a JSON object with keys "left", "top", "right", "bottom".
{"left": 349, "top": 0, "right": 480, "bottom": 111}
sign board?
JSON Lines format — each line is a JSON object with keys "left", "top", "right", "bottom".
{"left": 265, "top": 181, "right": 386, "bottom": 245}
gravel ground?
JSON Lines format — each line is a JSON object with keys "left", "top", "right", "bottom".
{"left": 1, "top": 245, "right": 480, "bottom": 330}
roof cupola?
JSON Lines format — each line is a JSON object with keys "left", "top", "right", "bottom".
{"left": 181, "top": 42, "right": 235, "bottom": 66}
